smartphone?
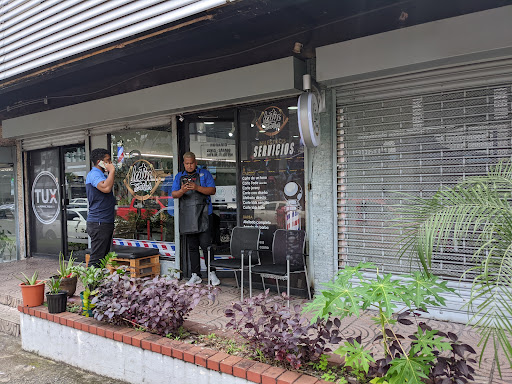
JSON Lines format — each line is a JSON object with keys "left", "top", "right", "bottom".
{"left": 98, "top": 160, "right": 107, "bottom": 169}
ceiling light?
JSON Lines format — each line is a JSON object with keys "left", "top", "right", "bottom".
{"left": 288, "top": 106, "right": 298, "bottom": 110}
{"left": 228, "top": 132, "right": 234, "bottom": 137}
{"left": 140, "top": 153, "right": 174, "bottom": 158}
{"left": 250, "top": 123, "right": 254, "bottom": 127}
{"left": 203, "top": 122, "right": 215, "bottom": 125}
{"left": 259, "top": 130, "right": 265, "bottom": 133}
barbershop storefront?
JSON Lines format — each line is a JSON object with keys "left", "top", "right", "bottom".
{"left": 5, "top": 57, "right": 311, "bottom": 294}
{"left": 109, "top": 100, "right": 305, "bottom": 278}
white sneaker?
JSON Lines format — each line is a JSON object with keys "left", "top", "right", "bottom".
{"left": 186, "top": 273, "right": 202, "bottom": 286}
{"left": 209, "top": 271, "right": 220, "bottom": 286}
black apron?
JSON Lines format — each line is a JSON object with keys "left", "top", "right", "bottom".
{"left": 179, "top": 172, "right": 209, "bottom": 234}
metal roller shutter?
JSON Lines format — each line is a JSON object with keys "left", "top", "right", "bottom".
{"left": 22, "top": 131, "right": 86, "bottom": 151}
{"left": 335, "top": 61, "right": 512, "bottom": 282}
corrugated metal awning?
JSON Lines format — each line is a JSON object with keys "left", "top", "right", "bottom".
{"left": 0, "top": 0, "right": 232, "bottom": 81}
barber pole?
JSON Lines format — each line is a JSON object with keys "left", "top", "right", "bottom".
{"left": 285, "top": 200, "right": 300, "bottom": 230}
{"left": 117, "top": 145, "right": 124, "bottom": 163}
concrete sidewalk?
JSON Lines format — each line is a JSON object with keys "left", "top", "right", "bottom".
{"left": 0, "top": 332, "right": 127, "bottom": 384}
{"left": 1, "top": 257, "right": 511, "bottom": 383}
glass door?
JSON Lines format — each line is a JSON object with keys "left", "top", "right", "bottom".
{"left": 185, "top": 110, "right": 238, "bottom": 255}
{"left": 28, "top": 148, "right": 64, "bottom": 257}
{"left": 63, "top": 145, "right": 88, "bottom": 253}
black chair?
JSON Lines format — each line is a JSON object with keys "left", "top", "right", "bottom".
{"left": 251, "top": 229, "right": 311, "bottom": 304}
{"left": 207, "top": 226, "right": 260, "bottom": 301}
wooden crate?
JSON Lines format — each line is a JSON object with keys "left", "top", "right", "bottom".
{"left": 108, "top": 255, "right": 160, "bottom": 278}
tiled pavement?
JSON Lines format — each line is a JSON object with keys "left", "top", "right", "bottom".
{"left": 1, "top": 257, "right": 511, "bottom": 383}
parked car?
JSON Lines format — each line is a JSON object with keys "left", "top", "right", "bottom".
{"left": 67, "top": 208, "right": 88, "bottom": 244}
{"left": 116, "top": 196, "right": 173, "bottom": 220}
{"left": 69, "top": 197, "right": 88, "bottom": 208}
{"left": 0, "top": 203, "right": 15, "bottom": 219}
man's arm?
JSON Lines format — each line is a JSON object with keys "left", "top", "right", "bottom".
{"left": 171, "top": 173, "right": 185, "bottom": 198}
{"left": 96, "top": 163, "right": 115, "bottom": 193}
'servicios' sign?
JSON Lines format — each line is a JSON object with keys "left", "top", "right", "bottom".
{"left": 31, "top": 171, "right": 60, "bottom": 225}
{"left": 123, "top": 159, "right": 161, "bottom": 201}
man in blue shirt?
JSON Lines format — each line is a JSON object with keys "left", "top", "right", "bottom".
{"left": 172, "top": 152, "right": 219, "bottom": 286}
{"left": 85, "top": 148, "right": 116, "bottom": 267}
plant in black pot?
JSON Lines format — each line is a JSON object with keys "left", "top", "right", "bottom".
{"left": 45, "top": 277, "right": 68, "bottom": 314}
{"left": 52, "top": 252, "right": 77, "bottom": 297}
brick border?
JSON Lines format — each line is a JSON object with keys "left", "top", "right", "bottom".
{"left": 18, "top": 306, "right": 324, "bottom": 384}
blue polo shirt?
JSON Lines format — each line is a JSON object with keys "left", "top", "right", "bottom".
{"left": 85, "top": 167, "right": 116, "bottom": 223}
{"left": 172, "top": 168, "right": 215, "bottom": 215}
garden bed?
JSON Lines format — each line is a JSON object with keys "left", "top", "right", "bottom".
{"left": 18, "top": 305, "right": 329, "bottom": 384}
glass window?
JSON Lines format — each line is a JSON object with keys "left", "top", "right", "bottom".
{"left": 0, "top": 164, "right": 16, "bottom": 262}
{"left": 239, "top": 99, "right": 306, "bottom": 255}
{"left": 111, "top": 128, "right": 174, "bottom": 243}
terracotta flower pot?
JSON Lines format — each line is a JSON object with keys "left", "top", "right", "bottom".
{"left": 20, "top": 281, "right": 45, "bottom": 307}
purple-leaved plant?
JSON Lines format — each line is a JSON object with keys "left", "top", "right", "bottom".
{"left": 93, "top": 273, "right": 216, "bottom": 336}
{"left": 225, "top": 290, "right": 342, "bottom": 369}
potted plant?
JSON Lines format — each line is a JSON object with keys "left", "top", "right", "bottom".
{"left": 52, "top": 252, "right": 77, "bottom": 297}
{"left": 72, "top": 252, "right": 117, "bottom": 317}
{"left": 45, "top": 276, "right": 68, "bottom": 314}
{"left": 17, "top": 271, "right": 45, "bottom": 307}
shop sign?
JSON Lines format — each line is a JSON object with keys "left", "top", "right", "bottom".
{"left": 200, "top": 143, "right": 235, "bottom": 160}
{"left": 124, "top": 159, "right": 162, "bottom": 201}
{"left": 255, "top": 106, "right": 288, "bottom": 136}
{"left": 31, "top": 171, "right": 60, "bottom": 225}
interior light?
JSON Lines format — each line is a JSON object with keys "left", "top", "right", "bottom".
{"left": 203, "top": 122, "right": 215, "bottom": 125}
{"left": 288, "top": 106, "right": 298, "bottom": 110}
{"left": 293, "top": 135, "right": 299, "bottom": 138}
{"left": 228, "top": 132, "right": 234, "bottom": 137}
{"left": 259, "top": 130, "right": 265, "bottom": 133}
{"left": 250, "top": 123, "right": 254, "bottom": 127}
{"left": 261, "top": 124, "right": 266, "bottom": 129}
{"left": 140, "top": 153, "right": 174, "bottom": 158}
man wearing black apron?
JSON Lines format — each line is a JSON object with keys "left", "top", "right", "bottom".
{"left": 171, "top": 152, "right": 219, "bottom": 286}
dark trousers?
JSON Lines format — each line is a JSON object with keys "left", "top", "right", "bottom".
{"left": 86, "top": 222, "right": 114, "bottom": 267}
{"left": 187, "top": 215, "right": 214, "bottom": 277}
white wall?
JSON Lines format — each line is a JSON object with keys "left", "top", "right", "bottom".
{"left": 317, "top": 5, "right": 512, "bottom": 85}
{"left": 21, "top": 314, "right": 248, "bottom": 384}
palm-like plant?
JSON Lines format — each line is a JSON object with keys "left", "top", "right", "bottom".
{"left": 396, "top": 160, "right": 512, "bottom": 374}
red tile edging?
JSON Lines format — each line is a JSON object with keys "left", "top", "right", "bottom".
{"left": 19, "top": 305, "right": 321, "bottom": 383}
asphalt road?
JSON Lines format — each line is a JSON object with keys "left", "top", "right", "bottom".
{"left": 0, "top": 332, "right": 127, "bottom": 384}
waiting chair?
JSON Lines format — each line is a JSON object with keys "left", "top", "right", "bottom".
{"left": 251, "top": 229, "right": 311, "bottom": 305}
{"left": 207, "top": 226, "right": 260, "bottom": 301}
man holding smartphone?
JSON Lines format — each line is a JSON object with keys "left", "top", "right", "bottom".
{"left": 85, "top": 148, "right": 116, "bottom": 267}
{"left": 172, "top": 152, "right": 219, "bottom": 286}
